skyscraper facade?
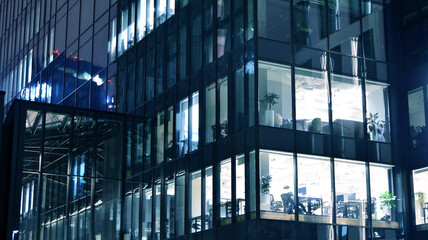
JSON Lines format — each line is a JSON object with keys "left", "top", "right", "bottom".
{"left": 0, "top": 0, "right": 427, "bottom": 239}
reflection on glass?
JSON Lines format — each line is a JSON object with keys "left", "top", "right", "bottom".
{"left": 258, "top": 0, "right": 291, "bottom": 42}
{"left": 156, "top": 112, "right": 165, "bottom": 163}
{"left": 362, "top": 2, "right": 386, "bottom": 61}
{"left": 142, "top": 187, "right": 152, "bottom": 240}
{"left": 331, "top": 74, "right": 363, "bottom": 138}
{"left": 190, "top": 91, "right": 199, "bottom": 151}
{"left": 109, "top": 18, "right": 117, "bottom": 63}
{"left": 295, "top": 67, "right": 329, "bottom": 133}
{"left": 259, "top": 150, "right": 295, "bottom": 220}
{"left": 258, "top": 61, "right": 292, "bottom": 128}
{"left": 118, "top": 8, "right": 129, "bottom": 56}
{"left": 370, "top": 163, "right": 396, "bottom": 225}
{"left": 189, "top": 170, "right": 202, "bottom": 232}
{"left": 366, "top": 80, "right": 389, "bottom": 142}
{"left": 293, "top": 0, "right": 327, "bottom": 49}
{"left": 219, "top": 159, "right": 232, "bottom": 221}
{"left": 156, "top": 0, "right": 167, "bottom": 27}
{"left": 236, "top": 154, "right": 245, "bottom": 217}
{"left": 129, "top": 2, "right": 136, "bottom": 48}
{"left": 94, "top": 179, "right": 121, "bottom": 240}
{"left": 144, "top": 119, "right": 152, "bottom": 168}
{"left": 235, "top": 67, "right": 245, "bottom": 132}
{"left": 204, "top": 166, "right": 213, "bottom": 229}
{"left": 137, "top": 0, "right": 147, "bottom": 41}
{"left": 413, "top": 167, "right": 428, "bottom": 225}
{"left": 408, "top": 88, "right": 426, "bottom": 148}
{"left": 205, "top": 83, "right": 216, "bottom": 143}
{"left": 154, "top": 184, "right": 161, "bottom": 240}
{"left": 219, "top": 76, "right": 228, "bottom": 138}
{"left": 249, "top": 151, "right": 256, "bottom": 214}
{"left": 335, "top": 159, "right": 366, "bottom": 226}
{"left": 165, "top": 179, "right": 175, "bottom": 238}
{"left": 176, "top": 174, "right": 185, "bottom": 235}
{"left": 166, "top": 106, "right": 174, "bottom": 160}
{"left": 147, "top": 0, "right": 155, "bottom": 33}
{"left": 176, "top": 97, "right": 189, "bottom": 156}
{"left": 297, "top": 154, "right": 332, "bottom": 223}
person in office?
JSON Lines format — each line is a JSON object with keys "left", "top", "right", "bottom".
{"left": 281, "top": 186, "right": 307, "bottom": 214}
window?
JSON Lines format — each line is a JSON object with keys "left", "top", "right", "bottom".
{"left": 258, "top": 61, "right": 292, "bottom": 128}
{"left": 249, "top": 151, "right": 256, "bottom": 215}
{"left": 297, "top": 154, "right": 332, "bottom": 223}
{"left": 154, "top": 184, "right": 161, "bottom": 239}
{"left": 236, "top": 154, "right": 245, "bottom": 218}
{"left": 118, "top": 8, "right": 129, "bottom": 56}
{"left": 335, "top": 159, "right": 366, "bottom": 226}
{"left": 258, "top": 0, "right": 291, "bottom": 43}
{"left": 235, "top": 67, "right": 245, "bottom": 132}
{"left": 295, "top": 67, "right": 329, "bottom": 133}
{"left": 176, "top": 97, "right": 189, "bottom": 156}
{"left": 144, "top": 119, "right": 152, "bottom": 168}
{"left": 190, "top": 91, "right": 199, "bottom": 152}
{"left": 408, "top": 87, "right": 426, "bottom": 148}
{"left": 331, "top": 74, "right": 363, "bottom": 138}
{"left": 204, "top": 166, "right": 213, "bottom": 229}
{"left": 189, "top": 170, "right": 202, "bottom": 232}
{"left": 156, "top": 111, "right": 165, "bottom": 163}
{"left": 293, "top": 0, "right": 327, "bottom": 49}
{"left": 165, "top": 178, "right": 175, "bottom": 238}
{"left": 370, "top": 163, "right": 397, "bottom": 226}
{"left": 219, "top": 76, "right": 228, "bottom": 138}
{"left": 137, "top": 0, "right": 147, "bottom": 41}
{"left": 219, "top": 159, "right": 232, "bottom": 222}
{"left": 366, "top": 80, "right": 390, "bottom": 142}
{"left": 259, "top": 150, "right": 295, "bottom": 220}
{"left": 413, "top": 167, "right": 428, "bottom": 225}
{"left": 166, "top": 106, "right": 174, "bottom": 160}
{"left": 205, "top": 83, "right": 216, "bottom": 143}
{"left": 108, "top": 18, "right": 117, "bottom": 63}
{"left": 142, "top": 187, "right": 152, "bottom": 240}
{"left": 176, "top": 174, "right": 185, "bottom": 235}
{"left": 147, "top": 0, "right": 155, "bottom": 33}
{"left": 156, "top": 0, "right": 166, "bottom": 26}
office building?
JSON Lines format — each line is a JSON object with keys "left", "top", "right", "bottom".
{"left": 0, "top": 0, "right": 427, "bottom": 239}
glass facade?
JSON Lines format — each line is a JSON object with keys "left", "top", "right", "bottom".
{"left": 0, "top": 0, "right": 425, "bottom": 239}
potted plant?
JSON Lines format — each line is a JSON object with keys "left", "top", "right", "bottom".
{"left": 379, "top": 191, "right": 396, "bottom": 221}
{"left": 416, "top": 192, "right": 426, "bottom": 217}
{"left": 367, "top": 113, "right": 386, "bottom": 141}
{"left": 260, "top": 175, "right": 272, "bottom": 211}
{"left": 260, "top": 93, "right": 279, "bottom": 126}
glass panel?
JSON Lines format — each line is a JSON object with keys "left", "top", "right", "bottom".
{"left": 118, "top": 7, "right": 129, "bottom": 56}
{"left": 204, "top": 166, "right": 213, "bottom": 229}
{"left": 147, "top": 0, "right": 155, "bottom": 33}
{"left": 165, "top": 179, "right": 175, "bottom": 238}
{"left": 205, "top": 83, "right": 216, "bottom": 143}
{"left": 190, "top": 91, "right": 199, "bottom": 151}
{"left": 249, "top": 151, "right": 256, "bottom": 214}
{"left": 154, "top": 184, "right": 161, "bottom": 240}
{"left": 366, "top": 80, "right": 390, "bottom": 142}
{"left": 258, "top": 0, "right": 291, "bottom": 42}
{"left": 247, "top": 61, "right": 255, "bottom": 127}
{"left": 235, "top": 67, "right": 245, "bottom": 132}
{"left": 370, "top": 163, "right": 396, "bottom": 224}
{"left": 217, "top": 19, "right": 231, "bottom": 58}
{"left": 166, "top": 106, "right": 174, "bottom": 160}
{"left": 258, "top": 61, "right": 292, "bottom": 128}
{"left": 156, "top": 0, "right": 167, "bottom": 26}
{"left": 109, "top": 18, "right": 117, "bottom": 63}
{"left": 259, "top": 150, "right": 295, "bottom": 220}
{"left": 362, "top": 2, "right": 386, "bottom": 61}
{"left": 176, "top": 174, "right": 185, "bottom": 235}
{"left": 295, "top": 67, "right": 329, "bottom": 133}
{"left": 408, "top": 88, "right": 426, "bottom": 148}
{"left": 335, "top": 159, "right": 366, "bottom": 226}
{"left": 129, "top": 2, "right": 136, "bottom": 48}
{"left": 142, "top": 187, "right": 152, "bottom": 240}
{"left": 413, "top": 167, "right": 428, "bottom": 225}
{"left": 328, "top": 0, "right": 361, "bottom": 56}
{"left": 297, "top": 154, "right": 332, "bottom": 223}
{"left": 94, "top": 179, "right": 121, "bottom": 240}
{"left": 96, "top": 119, "right": 123, "bottom": 179}
{"left": 144, "top": 119, "right": 152, "bottom": 168}
{"left": 132, "top": 184, "right": 140, "bottom": 240}
{"left": 293, "top": 0, "right": 328, "bottom": 49}
{"left": 19, "top": 173, "right": 39, "bottom": 240}
{"left": 156, "top": 111, "right": 165, "bottom": 164}
{"left": 168, "top": 0, "right": 175, "bottom": 18}
{"left": 219, "top": 76, "right": 228, "bottom": 138}
{"left": 43, "top": 112, "right": 71, "bottom": 174}
{"left": 236, "top": 154, "right": 245, "bottom": 217}
{"left": 219, "top": 159, "right": 232, "bottom": 222}
{"left": 24, "top": 110, "right": 43, "bottom": 171}
{"left": 190, "top": 170, "right": 202, "bottom": 232}
{"left": 176, "top": 97, "right": 189, "bottom": 156}
{"left": 331, "top": 74, "right": 363, "bottom": 138}
{"left": 137, "top": 0, "right": 147, "bottom": 41}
